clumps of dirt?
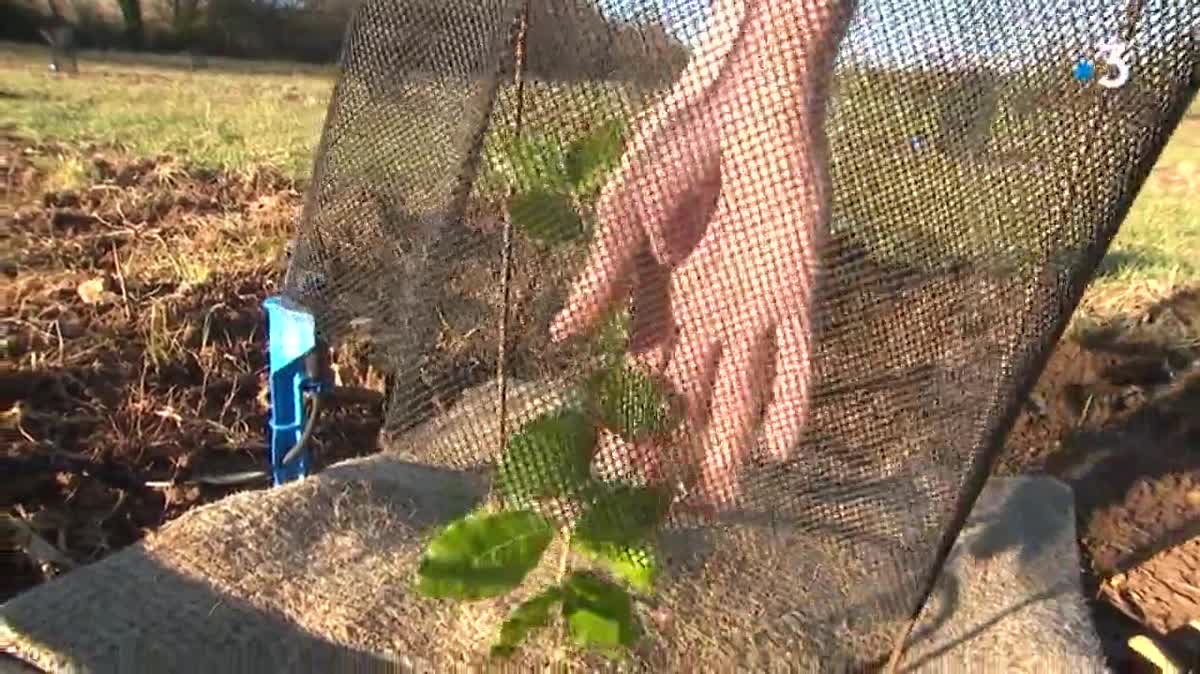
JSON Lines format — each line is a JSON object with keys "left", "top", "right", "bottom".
{"left": 1103, "top": 536, "right": 1200, "bottom": 637}
{"left": 1001, "top": 333, "right": 1196, "bottom": 474}
{"left": 998, "top": 286, "right": 1200, "bottom": 651}
{"left": 1, "top": 133, "right": 382, "bottom": 602}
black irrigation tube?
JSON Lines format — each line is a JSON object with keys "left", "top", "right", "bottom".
{"left": 1, "top": 453, "right": 156, "bottom": 492}
{"left": 0, "top": 454, "right": 270, "bottom": 490}
{"left": 3, "top": 385, "right": 384, "bottom": 493}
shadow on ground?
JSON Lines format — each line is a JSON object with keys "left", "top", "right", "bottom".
{"left": 999, "top": 286, "right": 1200, "bottom": 666}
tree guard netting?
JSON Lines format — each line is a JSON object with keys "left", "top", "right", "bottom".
{"left": 3, "top": 0, "right": 1198, "bottom": 671}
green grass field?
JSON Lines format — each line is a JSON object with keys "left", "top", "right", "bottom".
{"left": 2, "top": 41, "right": 1196, "bottom": 325}
{"left": 0, "top": 43, "right": 336, "bottom": 178}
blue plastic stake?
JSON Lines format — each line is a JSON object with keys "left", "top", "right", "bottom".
{"left": 263, "top": 295, "right": 320, "bottom": 486}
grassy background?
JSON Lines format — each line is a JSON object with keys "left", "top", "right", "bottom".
{"left": 0, "top": 43, "right": 335, "bottom": 178}
{"left": 2, "top": 41, "right": 1196, "bottom": 326}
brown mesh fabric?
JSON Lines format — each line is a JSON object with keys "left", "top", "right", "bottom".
{"left": 280, "top": 0, "right": 1198, "bottom": 668}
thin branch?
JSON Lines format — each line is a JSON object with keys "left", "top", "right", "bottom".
{"left": 497, "top": 1, "right": 532, "bottom": 458}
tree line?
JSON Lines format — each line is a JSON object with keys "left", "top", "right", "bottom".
{"left": 2, "top": 0, "right": 690, "bottom": 83}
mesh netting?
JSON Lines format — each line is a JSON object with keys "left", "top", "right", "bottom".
{"left": 278, "top": 0, "right": 1198, "bottom": 668}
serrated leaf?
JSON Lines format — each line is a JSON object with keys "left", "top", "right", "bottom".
{"left": 573, "top": 538, "right": 660, "bottom": 594}
{"left": 574, "top": 484, "right": 672, "bottom": 550}
{"left": 498, "top": 408, "right": 596, "bottom": 505}
{"left": 509, "top": 190, "right": 585, "bottom": 245}
{"left": 566, "top": 119, "right": 627, "bottom": 197}
{"left": 491, "top": 586, "right": 564, "bottom": 658}
{"left": 588, "top": 364, "right": 675, "bottom": 441}
{"left": 417, "top": 510, "right": 553, "bottom": 600}
{"left": 563, "top": 571, "right": 640, "bottom": 655}
{"left": 492, "top": 133, "right": 569, "bottom": 193}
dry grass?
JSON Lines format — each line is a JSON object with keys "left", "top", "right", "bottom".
{"left": 0, "top": 133, "right": 382, "bottom": 600}
{"left": 1070, "top": 109, "right": 1200, "bottom": 348}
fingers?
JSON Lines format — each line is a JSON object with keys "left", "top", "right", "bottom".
{"left": 598, "top": 75, "right": 723, "bottom": 265}
{"left": 550, "top": 112, "right": 698, "bottom": 342}
{"left": 694, "top": 327, "right": 773, "bottom": 507}
{"left": 591, "top": 430, "right": 664, "bottom": 487}
{"left": 758, "top": 315, "right": 814, "bottom": 462}
{"left": 663, "top": 316, "right": 720, "bottom": 436}
{"left": 550, "top": 121, "right": 719, "bottom": 343}
{"left": 548, "top": 203, "right": 642, "bottom": 342}
{"left": 627, "top": 248, "right": 675, "bottom": 363}
{"left": 590, "top": 128, "right": 717, "bottom": 270}
{"left": 659, "top": 321, "right": 717, "bottom": 502}
{"left": 551, "top": 25, "right": 733, "bottom": 345}
{"left": 662, "top": 260, "right": 772, "bottom": 509}
{"left": 642, "top": 148, "right": 722, "bottom": 267}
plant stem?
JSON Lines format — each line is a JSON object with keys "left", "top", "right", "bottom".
{"left": 557, "top": 526, "right": 572, "bottom": 584}
{"left": 497, "top": 0, "right": 531, "bottom": 459}
{"left": 555, "top": 525, "right": 572, "bottom": 654}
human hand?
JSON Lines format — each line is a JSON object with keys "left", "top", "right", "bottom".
{"left": 551, "top": 1, "right": 850, "bottom": 507}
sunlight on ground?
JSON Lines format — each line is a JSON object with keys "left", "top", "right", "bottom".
{"left": 0, "top": 43, "right": 334, "bottom": 178}
{"left": 1, "top": 43, "right": 1196, "bottom": 659}
{"left": 1, "top": 40, "right": 1195, "bottom": 328}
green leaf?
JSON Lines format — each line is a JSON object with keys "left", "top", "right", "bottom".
{"left": 563, "top": 571, "right": 641, "bottom": 655}
{"left": 595, "top": 311, "right": 630, "bottom": 363}
{"left": 509, "top": 190, "right": 586, "bottom": 245}
{"left": 417, "top": 510, "right": 553, "bottom": 600}
{"left": 498, "top": 409, "right": 596, "bottom": 505}
{"left": 566, "top": 119, "right": 627, "bottom": 197}
{"left": 587, "top": 364, "right": 675, "bottom": 441}
{"left": 491, "top": 586, "right": 564, "bottom": 658}
{"left": 574, "top": 484, "right": 672, "bottom": 549}
{"left": 573, "top": 538, "right": 660, "bottom": 594}
{"left": 492, "top": 133, "right": 569, "bottom": 193}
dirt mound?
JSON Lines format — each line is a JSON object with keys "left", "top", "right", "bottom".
{"left": 998, "top": 288, "right": 1200, "bottom": 667}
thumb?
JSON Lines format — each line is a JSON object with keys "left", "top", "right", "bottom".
{"left": 609, "top": 103, "right": 720, "bottom": 267}
{"left": 551, "top": 98, "right": 716, "bottom": 342}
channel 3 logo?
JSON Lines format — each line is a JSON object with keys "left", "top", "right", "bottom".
{"left": 1073, "top": 38, "right": 1131, "bottom": 89}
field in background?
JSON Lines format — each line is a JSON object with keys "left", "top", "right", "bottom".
{"left": 0, "top": 43, "right": 335, "bottom": 178}
{"left": 4, "top": 42, "right": 1195, "bottom": 315}
{"left": 2, "top": 44, "right": 1198, "bottom": 668}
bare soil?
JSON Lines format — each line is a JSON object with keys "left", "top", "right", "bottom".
{"left": 998, "top": 290, "right": 1200, "bottom": 669}
{"left": 2, "top": 131, "right": 1197, "bottom": 669}
{"left": 1, "top": 132, "right": 382, "bottom": 602}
